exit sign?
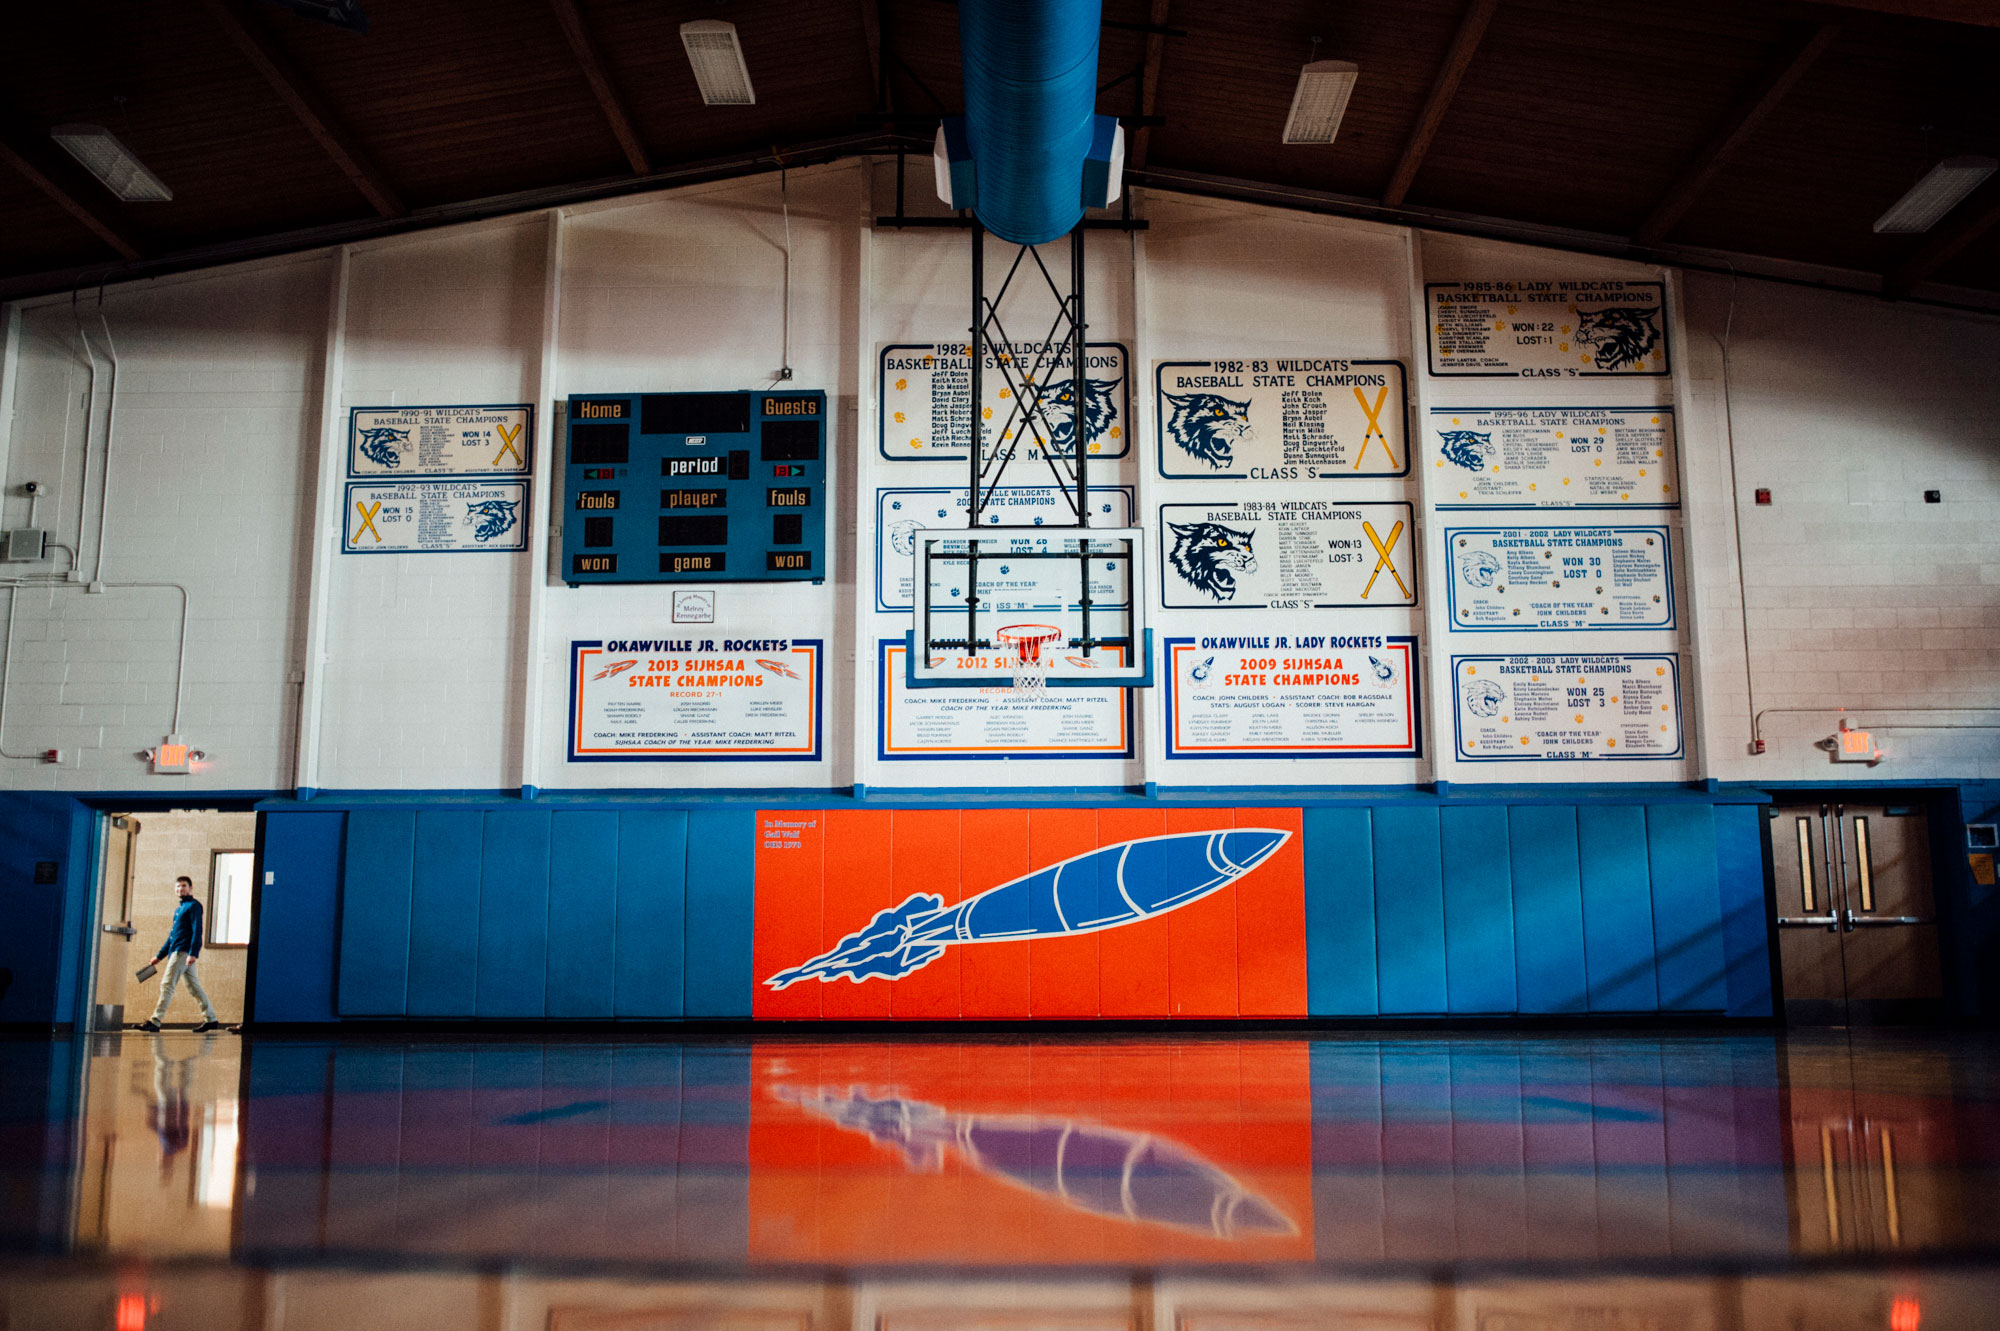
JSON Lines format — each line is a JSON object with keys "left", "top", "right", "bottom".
{"left": 1832, "top": 727, "right": 1879, "bottom": 763}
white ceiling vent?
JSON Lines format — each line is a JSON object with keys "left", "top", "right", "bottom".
{"left": 681, "top": 20, "right": 756, "bottom": 107}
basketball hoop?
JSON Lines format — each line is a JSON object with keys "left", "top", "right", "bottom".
{"left": 995, "top": 624, "right": 1063, "bottom": 697}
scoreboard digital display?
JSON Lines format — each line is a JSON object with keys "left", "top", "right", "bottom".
{"left": 560, "top": 390, "right": 826, "bottom": 585}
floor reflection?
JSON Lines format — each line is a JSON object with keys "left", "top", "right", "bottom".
{"left": 2, "top": 1029, "right": 1997, "bottom": 1275}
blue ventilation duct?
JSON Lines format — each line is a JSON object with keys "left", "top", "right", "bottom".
{"left": 935, "top": 0, "right": 1123, "bottom": 246}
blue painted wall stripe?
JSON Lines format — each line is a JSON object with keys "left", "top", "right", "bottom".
{"left": 615, "top": 810, "right": 688, "bottom": 1018}
{"left": 683, "top": 808, "right": 756, "bottom": 1018}
{"left": 1372, "top": 806, "right": 1447, "bottom": 1015}
{"left": 337, "top": 810, "right": 414, "bottom": 1016}
{"left": 477, "top": 809, "right": 552, "bottom": 1018}
{"left": 253, "top": 811, "right": 345, "bottom": 1023}
{"left": 547, "top": 811, "right": 619, "bottom": 1019}
{"left": 407, "top": 810, "right": 482, "bottom": 1018}
{"left": 1508, "top": 805, "right": 1588, "bottom": 1013}
{"left": 1304, "top": 807, "right": 1376, "bottom": 1015}
{"left": 1576, "top": 805, "right": 1660, "bottom": 1013}
{"left": 1648, "top": 804, "right": 1729, "bottom": 1010}
{"left": 1715, "top": 804, "right": 1774, "bottom": 1017}
{"left": 1439, "top": 804, "right": 1515, "bottom": 1013}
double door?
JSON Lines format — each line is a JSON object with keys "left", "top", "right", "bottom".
{"left": 1769, "top": 802, "right": 1942, "bottom": 1024}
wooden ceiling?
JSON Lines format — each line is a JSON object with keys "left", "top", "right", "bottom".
{"left": 4, "top": 0, "right": 2000, "bottom": 304}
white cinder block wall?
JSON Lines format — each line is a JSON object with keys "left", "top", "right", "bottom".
{"left": 3, "top": 164, "right": 1999, "bottom": 794}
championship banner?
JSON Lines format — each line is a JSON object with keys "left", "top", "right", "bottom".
{"left": 1152, "top": 358, "right": 1408, "bottom": 479}
{"left": 877, "top": 341, "right": 1131, "bottom": 460}
{"left": 1445, "top": 526, "right": 1675, "bottom": 632}
{"left": 568, "top": 637, "right": 822, "bottom": 762}
{"left": 1164, "top": 634, "right": 1419, "bottom": 760}
{"left": 877, "top": 641, "right": 1131, "bottom": 760}
{"left": 874, "top": 484, "right": 1134, "bottom": 611}
{"left": 1425, "top": 281, "right": 1670, "bottom": 377}
{"left": 1429, "top": 406, "right": 1678, "bottom": 509}
{"left": 1158, "top": 499, "right": 1417, "bottom": 609}
{"left": 340, "top": 479, "right": 528, "bottom": 554}
{"left": 346, "top": 404, "right": 532, "bottom": 477}
{"left": 1452, "top": 653, "right": 1684, "bottom": 761}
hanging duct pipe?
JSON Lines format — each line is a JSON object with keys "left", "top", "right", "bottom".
{"left": 936, "top": 0, "right": 1124, "bottom": 245}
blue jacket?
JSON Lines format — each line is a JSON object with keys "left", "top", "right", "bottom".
{"left": 157, "top": 897, "right": 204, "bottom": 961}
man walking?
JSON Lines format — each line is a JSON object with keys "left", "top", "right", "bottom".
{"left": 138, "top": 875, "right": 222, "bottom": 1033}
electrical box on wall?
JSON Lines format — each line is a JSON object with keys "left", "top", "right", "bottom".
{"left": 560, "top": 390, "right": 826, "bottom": 585}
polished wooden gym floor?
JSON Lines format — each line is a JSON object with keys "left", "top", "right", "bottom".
{"left": 3, "top": 1029, "right": 1997, "bottom": 1327}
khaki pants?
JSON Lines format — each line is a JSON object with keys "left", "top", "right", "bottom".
{"left": 149, "top": 951, "right": 217, "bottom": 1024}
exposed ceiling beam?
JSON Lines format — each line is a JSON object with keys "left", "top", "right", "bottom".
{"left": 1126, "top": 0, "right": 1172, "bottom": 171}
{"left": 546, "top": 0, "right": 650, "bottom": 176}
{"left": 1381, "top": 0, "right": 1499, "bottom": 208}
{"left": 197, "top": 0, "right": 404, "bottom": 218}
{"left": 1633, "top": 21, "right": 1841, "bottom": 246}
{"left": 1884, "top": 177, "right": 2000, "bottom": 296}
{"left": 1810, "top": 0, "right": 2000, "bottom": 27}
{"left": 0, "top": 114, "right": 142, "bottom": 261}
{"left": 859, "top": 0, "right": 888, "bottom": 111}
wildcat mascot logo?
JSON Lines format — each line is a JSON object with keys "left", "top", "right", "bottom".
{"left": 1574, "top": 305, "right": 1662, "bottom": 371}
{"left": 465, "top": 499, "right": 519, "bottom": 543}
{"left": 1162, "top": 391, "right": 1255, "bottom": 469}
{"left": 1168, "top": 521, "right": 1256, "bottom": 601}
{"left": 1038, "top": 376, "right": 1120, "bottom": 455}
{"left": 358, "top": 426, "right": 408, "bottom": 469}
{"left": 1438, "top": 430, "right": 1494, "bottom": 472}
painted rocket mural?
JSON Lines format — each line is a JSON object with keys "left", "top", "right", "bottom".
{"left": 765, "top": 828, "right": 1290, "bottom": 988}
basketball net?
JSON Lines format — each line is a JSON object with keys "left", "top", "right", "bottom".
{"left": 996, "top": 624, "right": 1062, "bottom": 698}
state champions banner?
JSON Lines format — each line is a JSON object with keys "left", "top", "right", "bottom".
{"left": 1158, "top": 499, "right": 1416, "bottom": 610}
{"left": 1429, "top": 406, "right": 1679, "bottom": 510}
{"left": 1445, "top": 525, "right": 1675, "bottom": 632}
{"left": 1153, "top": 358, "right": 1408, "bottom": 479}
{"left": 1452, "top": 653, "right": 1684, "bottom": 761}
{"left": 347, "top": 404, "right": 532, "bottom": 477}
{"left": 1426, "top": 281, "right": 1670, "bottom": 377}
{"left": 1165, "top": 633, "right": 1420, "bottom": 761}
{"left": 878, "top": 341, "right": 1131, "bottom": 461}
{"left": 568, "top": 636, "right": 822, "bottom": 762}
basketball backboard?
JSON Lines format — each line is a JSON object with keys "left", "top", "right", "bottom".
{"left": 906, "top": 525, "right": 1153, "bottom": 688}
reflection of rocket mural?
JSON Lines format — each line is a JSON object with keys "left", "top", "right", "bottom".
{"left": 765, "top": 829, "right": 1289, "bottom": 988}
{"left": 773, "top": 1085, "right": 1295, "bottom": 1239}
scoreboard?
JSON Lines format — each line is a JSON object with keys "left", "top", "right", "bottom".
{"left": 561, "top": 390, "right": 826, "bottom": 585}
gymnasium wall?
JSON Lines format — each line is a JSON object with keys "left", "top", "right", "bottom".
{"left": 4, "top": 158, "right": 1999, "bottom": 1024}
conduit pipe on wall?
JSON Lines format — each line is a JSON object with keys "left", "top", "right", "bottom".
{"left": 92, "top": 313, "right": 120, "bottom": 583}
{"left": 0, "top": 578, "right": 193, "bottom": 761}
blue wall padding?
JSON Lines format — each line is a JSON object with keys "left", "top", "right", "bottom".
{"left": 683, "top": 808, "right": 756, "bottom": 1018}
{"left": 0, "top": 793, "right": 86, "bottom": 1025}
{"left": 1576, "top": 806, "right": 1661, "bottom": 1012}
{"left": 1714, "top": 805, "right": 1774, "bottom": 1017}
{"left": 407, "top": 811, "right": 482, "bottom": 1017}
{"left": 1439, "top": 804, "right": 1515, "bottom": 1013}
{"left": 337, "top": 810, "right": 414, "bottom": 1016}
{"left": 256, "top": 811, "right": 344, "bottom": 1023}
{"left": 615, "top": 810, "right": 688, "bottom": 1018}
{"left": 1304, "top": 807, "right": 1377, "bottom": 1015}
{"left": 1647, "top": 804, "right": 1728, "bottom": 1010}
{"left": 957, "top": 0, "right": 1104, "bottom": 244}
{"left": 547, "top": 811, "right": 619, "bottom": 1018}
{"left": 1508, "top": 805, "right": 1589, "bottom": 1013}
{"left": 477, "top": 809, "right": 552, "bottom": 1018}
{"left": 1372, "top": 807, "right": 1447, "bottom": 1015}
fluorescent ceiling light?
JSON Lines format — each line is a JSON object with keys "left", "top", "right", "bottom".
{"left": 50, "top": 125, "right": 173, "bottom": 202}
{"left": 1873, "top": 155, "right": 1996, "bottom": 234}
{"left": 1281, "top": 60, "right": 1359, "bottom": 145}
{"left": 681, "top": 20, "right": 755, "bottom": 106}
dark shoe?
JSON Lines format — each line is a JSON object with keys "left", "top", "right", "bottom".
{"left": 194, "top": 1020, "right": 223, "bottom": 1033}
{"left": 137, "top": 1020, "right": 161, "bottom": 1033}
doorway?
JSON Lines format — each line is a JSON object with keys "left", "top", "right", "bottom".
{"left": 1768, "top": 800, "right": 1943, "bottom": 1024}
{"left": 89, "top": 809, "right": 258, "bottom": 1029}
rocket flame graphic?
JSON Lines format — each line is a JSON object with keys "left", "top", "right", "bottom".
{"left": 592, "top": 659, "right": 638, "bottom": 680}
{"left": 757, "top": 658, "right": 801, "bottom": 679}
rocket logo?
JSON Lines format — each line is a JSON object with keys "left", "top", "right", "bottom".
{"left": 757, "top": 658, "right": 801, "bottom": 679}
{"left": 592, "top": 659, "right": 638, "bottom": 680}
{"left": 765, "top": 828, "right": 1289, "bottom": 988}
